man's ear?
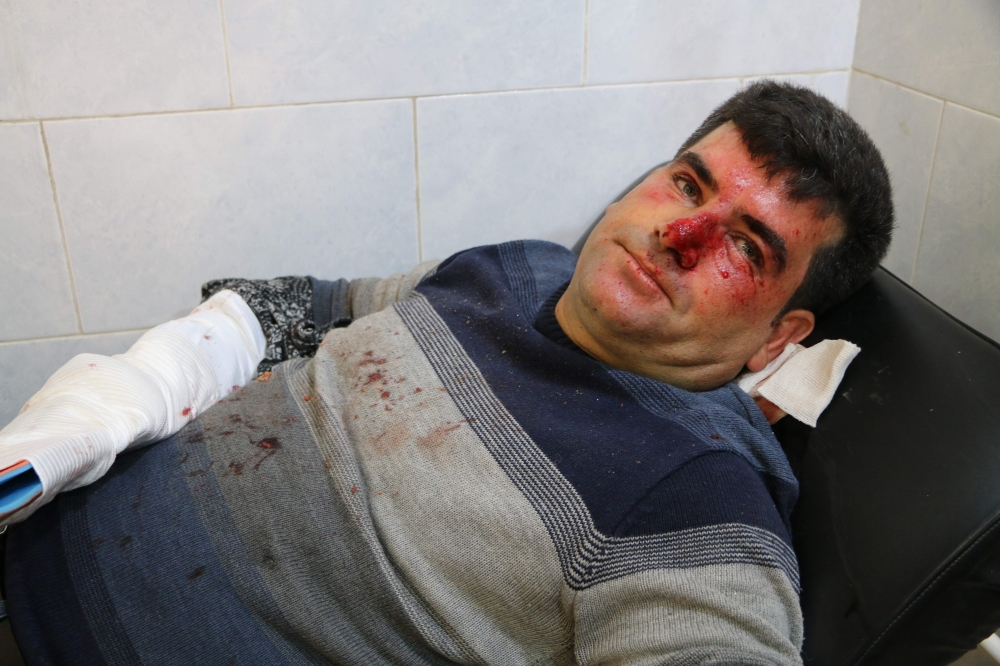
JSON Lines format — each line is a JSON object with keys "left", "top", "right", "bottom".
{"left": 745, "top": 309, "right": 816, "bottom": 372}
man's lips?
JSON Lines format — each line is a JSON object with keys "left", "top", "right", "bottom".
{"left": 622, "top": 245, "right": 672, "bottom": 301}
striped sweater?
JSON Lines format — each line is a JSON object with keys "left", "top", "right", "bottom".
{"left": 7, "top": 240, "right": 802, "bottom": 665}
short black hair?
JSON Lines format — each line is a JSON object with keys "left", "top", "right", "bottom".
{"left": 677, "top": 79, "right": 894, "bottom": 318}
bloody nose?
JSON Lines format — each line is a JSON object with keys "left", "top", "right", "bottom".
{"left": 663, "top": 214, "right": 716, "bottom": 269}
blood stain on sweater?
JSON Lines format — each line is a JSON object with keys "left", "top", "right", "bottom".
{"left": 370, "top": 423, "right": 410, "bottom": 456}
{"left": 418, "top": 423, "right": 462, "bottom": 452}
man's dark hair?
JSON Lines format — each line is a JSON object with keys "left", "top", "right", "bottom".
{"left": 677, "top": 79, "right": 894, "bottom": 318}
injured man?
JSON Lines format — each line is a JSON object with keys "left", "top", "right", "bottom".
{"left": 0, "top": 81, "right": 893, "bottom": 665}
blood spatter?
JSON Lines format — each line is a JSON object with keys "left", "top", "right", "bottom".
{"left": 381, "top": 391, "right": 391, "bottom": 400}
{"left": 184, "top": 431, "right": 205, "bottom": 445}
{"left": 182, "top": 406, "right": 192, "bottom": 417}
{"left": 363, "top": 372, "right": 384, "bottom": 386}
{"left": 417, "top": 423, "right": 463, "bottom": 451}
{"left": 257, "top": 437, "right": 281, "bottom": 450}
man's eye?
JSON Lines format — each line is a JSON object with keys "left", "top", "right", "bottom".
{"left": 675, "top": 177, "right": 698, "bottom": 199}
{"left": 737, "top": 237, "right": 762, "bottom": 266}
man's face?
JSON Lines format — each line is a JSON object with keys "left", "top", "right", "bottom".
{"left": 558, "top": 122, "right": 842, "bottom": 390}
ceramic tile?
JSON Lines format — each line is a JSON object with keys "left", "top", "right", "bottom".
{"left": 913, "top": 104, "right": 1000, "bottom": 341}
{"left": 225, "top": 0, "right": 584, "bottom": 105}
{"left": 848, "top": 72, "right": 943, "bottom": 281}
{"left": 44, "top": 100, "right": 418, "bottom": 333}
{"left": 417, "top": 79, "right": 741, "bottom": 259}
{"left": 744, "top": 71, "right": 850, "bottom": 109}
{"left": 854, "top": 0, "right": 1000, "bottom": 117}
{"left": 0, "top": 0, "right": 229, "bottom": 120}
{"left": 0, "top": 331, "right": 144, "bottom": 429}
{"left": 588, "top": 0, "right": 859, "bottom": 84}
{"left": 0, "top": 123, "right": 78, "bottom": 341}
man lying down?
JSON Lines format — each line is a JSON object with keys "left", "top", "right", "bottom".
{"left": 0, "top": 81, "right": 893, "bottom": 665}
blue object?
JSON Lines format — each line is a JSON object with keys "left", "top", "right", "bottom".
{"left": 0, "top": 463, "right": 42, "bottom": 515}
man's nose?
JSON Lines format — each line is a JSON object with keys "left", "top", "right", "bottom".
{"left": 661, "top": 214, "right": 717, "bottom": 269}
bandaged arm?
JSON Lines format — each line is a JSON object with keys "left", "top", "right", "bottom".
{"left": 0, "top": 290, "right": 264, "bottom": 525}
{"left": 0, "top": 261, "right": 439, "bottom": 526}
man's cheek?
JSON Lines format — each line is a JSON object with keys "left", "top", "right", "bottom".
{"left": 583, "top": 263, "right": 658, "bottom": 328}
{"left": 702, "top": 248, "right": 761, "bottom": 315}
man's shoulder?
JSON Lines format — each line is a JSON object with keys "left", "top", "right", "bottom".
{"left": 434, "top": 240, "right": 576, "bottom": 279}
{"left": 420, "top": 240, "right": 577, "bottom": 316}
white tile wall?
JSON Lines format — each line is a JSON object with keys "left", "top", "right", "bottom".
{"left": 0, "top": 123, "right": 78, "bottom": 341}
{"left": 847, "top": 73, "right": 944, "bottom": 281}
{"left": 850, "top": 0, "right": 1000, "bottom": 344}
{"left": 854, "top": 0, "right": 1000, "bottom": 118}
{"left": 417, "top": 80, "right": 740, "bottom": 259}
{"left": 226, "top": 0, "right": 585, "bottom": 105}
{"left": 0, "top": 0, "right": 230, "bottom": 120}
{"left": 45, "top": 100, "right": 418, "bottom": 333}
{"left": 588, "top": 0, "right": 859, "bottom": 85}
{"left": 0, "top": 331, "right": 145, "bottom": 428}
{"left": 913, "top": 105, "right": 1000, "bottom": 341}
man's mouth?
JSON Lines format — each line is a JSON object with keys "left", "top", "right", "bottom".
{"left": 622, "top": 246, "right": 672, "bottom": 301}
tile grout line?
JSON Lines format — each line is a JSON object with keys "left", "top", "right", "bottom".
{"left": 412, "top": 98, "right": 423, "bottom": 263}
{"left": 909, "top": 100, "right": 946, "bottom": 285}
{"left": 852, "top": 67, "right": 1000, "bottom": 121}
{"left": 39, "top": 121, "right": 85, "bottom": 335}
{"left": 582, "top": 0, "right": 590, "bottom": 85}
{"left": 218, "top": 0, "right": 236, "bottom": 107}
{"left": 0, "top": 328, "right": 150, "bottom": 348}
{"left": 0, "top": 70, "right": 859, "bottom": 126}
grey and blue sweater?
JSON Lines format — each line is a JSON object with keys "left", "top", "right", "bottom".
{"left": 6, "top": 240, "right": 802, "bottom": 664}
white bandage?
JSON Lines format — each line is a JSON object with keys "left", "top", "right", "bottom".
{"left": 737, "top": 339, "right": 861, "bottom": 427}
{"left": 0, "top": 290, "right": 264, "bottom": 524}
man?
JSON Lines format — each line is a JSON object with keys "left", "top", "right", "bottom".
{"left": 3, "top": 81, "right": 892, "bottom": 664}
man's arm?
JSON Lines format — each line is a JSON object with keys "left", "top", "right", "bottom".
{"left": 201, "top": 260, "right": 440, "bottom": 374}
{"left": 0, "top": 260, "right": 439, "bottom": 525}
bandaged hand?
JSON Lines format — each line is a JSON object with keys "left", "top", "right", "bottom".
{"left": 0, "top": 290, "right": 264, "bottom": 525}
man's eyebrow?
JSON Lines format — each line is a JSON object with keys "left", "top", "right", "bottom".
{"left": 674, "top": 151, "right": 717, "bottom": 192}
{"left": 741, "top": 213, "right": 787, "bottom": 272}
